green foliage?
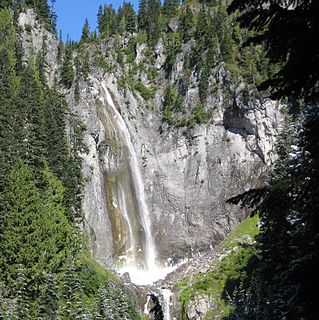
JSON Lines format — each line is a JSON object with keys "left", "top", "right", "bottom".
{"left": 18, "top": 59, "right": 47, "bottom": 175}
{"left": 98, "top": 4, "right": 117, "bottom": 36}
{"left": 137, "top": 0, "right": 147, "bottom": 30}
{"left": 179, "top": 215, "right": 260, "bottom": 318}
{"left": 0, "top": 0, "right": 56, "bottom": 33}
{"left": 163, "top": 83, "right": 183, "bottom": 112}
{"left": 119, "top": 2, "right": 136, "bottom": 33}
{"left": 164, "top": 32, "right": 181, "bottom": 76}
{"left": 1, "top": 162, "right": 46, "bottom": 287}
{"left": 179, "top": 3, "right": 193, "bottom": 42}
{"left": 162, "top": 83, "right": 185, "bottom": 125}
{"left": 223, "top": 1, "right": 319, "bottom": 318}
{"left": 81, "top": 18, "right": 90, "bottom": 42}
{"left": 190, "top": 104, "right": 211, "bottom": 125}
{"left": 225, "top": 108, "right": 319, "bottom": 320}
{"left": 0, "top": 9, "right": 143, "bottom": 320}
{"left": 60, "top": 43, "right": 74, "bottom": 88}
{"left": 228, "top": 0, "right": 319, "bottom": 103}
{"left": 199, "top": 65, "right": 210, "bottom": 102}
{"left": 162, "top": 0, "right": 179, "bottom": 18}
{"left": 134, "top": 81, "right": 156, "bottom": 100}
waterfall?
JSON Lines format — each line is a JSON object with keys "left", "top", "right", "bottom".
{"left": 101, "top": 82, "right": 157, "bottom": 271}
{"left": 99, "top": 81, "right": 179, "bottom": 285}
{"left": 162, "top": 289, "right": 173, "bottom": 320}
{"left": 143, "top": 295, "right": 151, "bottom": 315}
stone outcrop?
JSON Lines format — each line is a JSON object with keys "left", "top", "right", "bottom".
{"left": 18, "top": 9, "right": 59, "bottom": 86}
{"left": 72, "top": 69, "right": 282, "bottom": 265}
{"left": 18, "top": 9, "right": 283, "bottom": 268}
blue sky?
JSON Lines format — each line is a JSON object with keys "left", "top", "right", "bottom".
{"left": 54, "top": 0, "right": 139, "bottom": 42}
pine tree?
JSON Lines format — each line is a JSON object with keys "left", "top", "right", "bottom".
{"left": 61, "top": 41, "right": 74, "bottom": 88}
{"left": 39, "top": 163, "right": 74, "bottom": 269}
{"left": 147, "top": 0, "right": 162, "bottom": 44}
{"left": 191, "top": 7, "right": 208, "bottom": 70}
{"left": 100, "top": 4, "right": 117, "bottom": 36}
{"left": 18, "top": 59, "right": 46, "bottom": 176}
{"left": 81, "top": 18, "right": 90, "bottom": 41}
{"left": 82, "top": 53, "right": 90, "bottom": 81}
{"left": 137, "top": 0, "right": 147, "bottom": 30}
{"left": 199, "top": 64, "right": 210, "bottom": 102}
{"left": 162, "top": 0, "right": 179, "bottom": 18}
{"left": 59, "top": 263, "right": 87, "bottom": 319}
{"left": 10, "top": 267, "right": 33, "bottom": 319}
{"left": 0, "top": 162, "right": 45, "bottom": 290}
{"left": 97, "top": 4, "right": 103, "bottom": 34}
{"left": 0, "top": 160, "right": 76, "bottom": 295}
{"left": 122, "top": 2, "right": 136, "bottom": 33}
{"left": 179, "top": 4, "right": 193, "bottom": 42}
{"left": 36, "top": 35, "right": 48, "bottom": 85}
{"left": 37, "top": 272, "right": 60, "bottom": 320}
{"left": 0, "top": 48, "right": 18, "bottom": 195}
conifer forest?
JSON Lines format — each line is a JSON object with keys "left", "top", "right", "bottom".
{"left": 0, "top": 0, "right": 318, "bottom": 319}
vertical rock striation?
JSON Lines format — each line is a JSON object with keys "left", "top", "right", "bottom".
{"left": 17, "top": 9, "right": 283, "bottom": 267}
{"left": 71, "top": 71, "right": 282, "bottom": 265}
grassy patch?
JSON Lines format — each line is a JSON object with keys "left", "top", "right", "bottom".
{"left": 179, "top": 215, "right": 260, "bottom": 318}
{"left": 78, "top": 254, "right": 115, "bottom": 296}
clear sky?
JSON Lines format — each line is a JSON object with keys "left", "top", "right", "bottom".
{"left": 54, "top": 0, "right": 139, "bottom": 42}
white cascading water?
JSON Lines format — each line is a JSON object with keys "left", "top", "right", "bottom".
{"left": 117, "top": 179, "right": 136, "bottom": 260}
{"left": 162, "top": 289, "right": 173, "bottom": 320}
{"left": 143, "top": 295, "right": 151, "bottom": 316}
{"left": 101, "top": 82, "right": 177, "bottom": 285}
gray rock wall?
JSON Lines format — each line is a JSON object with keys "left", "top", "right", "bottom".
{"left": 18, "top": 9, "right": 59, "bottom": 86}
{"left": 18, "top": 9, "right": 283, "bottom": 266}
{"left": 72, "top": 72, "right": 282, "bottom": 265}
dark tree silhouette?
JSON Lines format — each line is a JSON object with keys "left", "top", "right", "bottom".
{"left": 228, "top": 0, "right": 319, "bottom": 103}
{"left": 224, "top": 1, "right": 319, "bottom": 319}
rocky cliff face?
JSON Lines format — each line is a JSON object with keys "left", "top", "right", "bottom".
{"left": 70, "top": 35, "right": 282, "bottom": 266}
{"left": 18, "top": 9, "right": 59, "bottom": 86}
{"left": 18, "top": 9, "right": 282, "bottom": 268}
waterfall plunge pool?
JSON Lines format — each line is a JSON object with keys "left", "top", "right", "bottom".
{"left": 118, "top": 263, "right": 178, "bottom": 286}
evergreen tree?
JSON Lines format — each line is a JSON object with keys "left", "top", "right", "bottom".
{"left": 10, "top": 267, "right": 33, "bottom": 319}
{"left": 81, "top": 52, "right": 90, "bottom": 81}
{"left": 228, "top": 0, "right": 319, "bottom": 102}
{"left": 137, "top": 0, "right": 147, "bottom": 30}
{"left": 225, "top": 1, "right": 319, "bottom": 318}
{"left": 36, "top": 35, "right": 48, "bottom": 85}
{"left": 147, "top": 0, "right": 162, "bottom": 44}
{"left": 122, "top": 2, "right": 136, "bottom": 33}
{"left": 0, "top": 162, "right": 46, "bottom": 290}
{"left": 37, "top": 272, "right": 60, "bottom": 320}
{"left": 0, "top": 47, "right": 18, "bottom": 195}
{"left": 81, "top": 18, "right": 90, "bottom": 41}
{"left": 162, "top": 0, "right": 179, "bottom": 18}
{"left": 40, "top": 163, "right": 75, "bottom": 268}
{"left": 100, "top": 4, "right": 117, "bottom": 36}
{"left": 0, "top": 0, "right": 12, "bottom": 9}
{"left": 18, "top": 59, "right": 46, "bottom": 176}
{"left": 97, "top": 4, "right": 103, "bottom": 34}
{"left": 116, "top": 7, "right": 126, "bottom": 35}
{"left": 57, "top": 29, "right": 64, "bottom": 61}
{"left": 179, "top": 3, "right": 193, "bottom": 42}
{"left": 61, "top": 41, "right": 74, "bottom": 88}
{"left": 199, "top": 64, "right": 210, "bottom": 102}
{"left": 0, "top": 160, "right": 76, "bottom": 294}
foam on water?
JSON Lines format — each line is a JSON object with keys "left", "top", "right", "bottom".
{"left": 119, "top": 264, "right": 178, "bottom": 286}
